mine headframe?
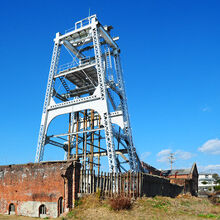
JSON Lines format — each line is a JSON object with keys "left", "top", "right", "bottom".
{"left": 35, "top": 15, "right": 141, "bottom": 173}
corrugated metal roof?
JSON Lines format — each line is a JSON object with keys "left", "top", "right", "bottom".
{"left": 162, "top": 168, "right": 191, "bottom": 176}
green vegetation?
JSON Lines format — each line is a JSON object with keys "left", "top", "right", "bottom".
{"left": 198, "top": 213, "right": 218, "bottom": 218}
{"left": 151, "top": 197, "right": 171, "bottom": 212}
{"left": 213, "top": 174, "right": 219, "bottom": 181}
{"left": 214, "top": 185, "right": 220, "bottom": 191}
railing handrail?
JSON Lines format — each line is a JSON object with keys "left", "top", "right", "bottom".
{"left": 58, "top": 57, "right": 95, "bottom": 73}
{"left": 65, "top": 14, "right": 97, "bottom": 34}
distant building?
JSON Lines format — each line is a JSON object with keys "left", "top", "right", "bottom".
{"left": 162, "top": 163, "right": 198, "bottom": 196}
{"left": 198, "top": 173, "right": 218, "bottom": 194}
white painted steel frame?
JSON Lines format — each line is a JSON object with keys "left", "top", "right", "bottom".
{"left": 35, "top": 15, "right": 140, "bottom": 172}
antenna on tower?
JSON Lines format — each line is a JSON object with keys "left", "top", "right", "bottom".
{"left": 89, "top": 8, "right": 91, "bottom": 17}
{"left": 168, "top": 153, "right": 175, "bottom": 170}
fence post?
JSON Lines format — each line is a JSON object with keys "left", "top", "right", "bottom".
{"left": 140, "top": 173, "right": 143, "bottom": 197}
{"left": 135, "top": 172, "right": 137, "bottom": 198}
{"left": 121, "top": 173, "right": 124, "bottom": 196}
{"left": 87, "top": 170, "right": 89, "bottom": 194}
{"left": 100, "top": 171, "right": 103, "bottom": 196}
{"left": 138, "top": 172, "right": 141, "bottom": 197}
{"left": 104, "top": 172, "right": 107, "bottom": 197}
{"left": 110, "top": 173, "right": 113, "bottom": 197}
{"left": 128, "top": 172, "right": 130, "bottom": 196}
{"left": 131, "top": 172, "right": 134, "bottom": 197}
{"left": 117, "top": 173, "right": 119, "bottom": 196}
{"left": 79, "top": 169, "right": 82, "bottom": 193}
{"left": 97, "top": 170, "right": 99, "bottom": 190}
{"left": 107, "top": 173, "right": 111, "bottom": 196}
{"left": 114, "top": 173, "right": 117, "bottom": 195}
{"left": 90, "top": 170, "right": 92, "bottom": 193}
{"left": 84, "top": 170, "right": 86, "bottom": 193}
{"left": 93, "top": 170, "right": 95, "bottom": 193}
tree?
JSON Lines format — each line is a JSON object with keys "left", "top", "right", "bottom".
{"left": 216, "top": 179, "right": 220, "bottom": 185}
{"left": 214, "top": 185, "right": 220, "bottom": 191}
{"left": 212, "top": 173, "right": 219, "bottom": 181}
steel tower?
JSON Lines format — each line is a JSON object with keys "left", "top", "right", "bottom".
{"left": 35, "top": 15, "right": 141, "bottom": 173}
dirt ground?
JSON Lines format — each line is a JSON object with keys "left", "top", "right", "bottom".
{"left": 0, "top": 195, "right": 220, "bottom": 220}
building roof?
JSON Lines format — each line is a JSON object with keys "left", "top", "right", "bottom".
{"left": 141, "top": 161, "right": 160, "bottom": 174}
{"left": 162, "top": 163, "right": 197, "bottom": 177}
{"left": 162, "top": 168, "right": 191, "bottom": 176}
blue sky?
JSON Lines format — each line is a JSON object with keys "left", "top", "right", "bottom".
{"left": 0, "top": 0, "right": 220, "bottom": 174}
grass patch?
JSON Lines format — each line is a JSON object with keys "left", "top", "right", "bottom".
{"left": 180, "top": 200, "right": 191, "bottom": 207}
{"left": 198, "top": 213, "right": 219, "bottom": 218}
{"left": 151, "top": 197, "right": 171, "bottom": 211}
{"left": 67, "top": 210, "right": 77, "bottom": 218}
{"left": 74, "top": 198, "right": 83, "bottom": 207}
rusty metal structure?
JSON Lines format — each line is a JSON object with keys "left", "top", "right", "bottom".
{"left": 35, "top": 15, "right": 141, "bottom": 173}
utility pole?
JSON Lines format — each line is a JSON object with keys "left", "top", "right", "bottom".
{"left": 168, "top": 153, "right": 175, "bottom": 170}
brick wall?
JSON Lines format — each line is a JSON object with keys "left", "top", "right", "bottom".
{"left": 0, "top": 161, "right": 80, "bottom": 218}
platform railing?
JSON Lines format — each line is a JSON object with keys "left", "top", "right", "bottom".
{"left": 58, "top": 57, "right": 95, "bottom": 73}
{"left": 65, "top": 15, "right": 96, "bottom": 34}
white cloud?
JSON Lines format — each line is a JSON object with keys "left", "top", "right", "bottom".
{"left": 202, "top": 106, "right": 211, "bottom": 112}
{"left": 157, "top": 149, "right": 171, "bottom": 157}
{"left": 176, "top": 150, "right": 193, "bottom": 160}
{"left": 157, "top": 149, "right": 171, "bottom": 163}
{"left": 198, "top": 139, "right": 220, "bottom": 155}
{"left": 199, "top": 164, "right": 220, "bottom": 174}
{"left": 140, "top": 152, "right": 151, "bottom": 161}
{"left": 157, "top": 149, "right": 193, "bottom": 163}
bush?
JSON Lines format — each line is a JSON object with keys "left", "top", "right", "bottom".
{"left": 214, "top": 185, "right": 220, "bottom": 191}
{"left": 109, "top": 195, "right": 132, "bottom": 211}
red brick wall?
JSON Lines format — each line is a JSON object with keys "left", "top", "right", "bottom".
{"left": 0, "top": 161, "right": 78, "bottom": 217}
{"left": 170, "top": 178, "right": 186, "bottom": 185}
{"left": 168, "top": 174, "right": 189, "bottom": 179}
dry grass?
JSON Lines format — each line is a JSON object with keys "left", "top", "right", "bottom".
{"left": 0, "top": 195, "right": 219, "bottom": 220}
{"left": 109, "top": 195, "right": 132, "bottom": 211}
{"left": 66, "top": 194, "right": 220, "bottom": 220}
